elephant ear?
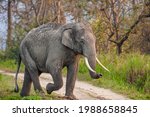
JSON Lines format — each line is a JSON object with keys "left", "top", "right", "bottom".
{"left": 61, "top": 25, "right": 83, "bottom": 54}
{"left": 62, "top": 29, "right": 74, "bottom": 50}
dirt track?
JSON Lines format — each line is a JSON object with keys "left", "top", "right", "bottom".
{"left": 0, "top": 70, "right": 129, "bottom": 100}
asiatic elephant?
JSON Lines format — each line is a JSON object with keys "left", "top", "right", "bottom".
{"left": 14, "top": 22, "right": 109, "bottom": 99}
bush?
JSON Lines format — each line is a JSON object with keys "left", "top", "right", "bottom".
{"left": 5, "top": 46, "right": 20, "bottom": 60}
{"left": 0, "top": 51, "right": 5, "bottom": 60}
{"left": 124, "top": 54, "right": 150, "bottom": 93}
{"left": 127, "top": 66, "right": 148, "bottom": 91}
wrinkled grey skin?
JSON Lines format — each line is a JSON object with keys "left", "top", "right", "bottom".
{"left": 15, "top": 22, "right": 102, "bottom": 99}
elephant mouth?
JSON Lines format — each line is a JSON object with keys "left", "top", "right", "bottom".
{"left": 84, "top": 57, "right": 110, "bottom": 73}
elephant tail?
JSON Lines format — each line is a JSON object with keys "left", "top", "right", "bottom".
{"left": 14, "top": 54, "right": 21, "bottom": 93}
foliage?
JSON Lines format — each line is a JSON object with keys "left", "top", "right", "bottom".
{"left": 0, "top": 50, "right": 5, "bottom": 59}
{"left": 78, "top": 53, "right": 150, "bottom": 99}
{"left": 124, "top": 19, "right": 150, "bottom": 54}
{"left": 1, "top": 0, "right": 150, "bottom": 55}
{"left": 4, "top": 46, "right": 19, "bottom": 60}
{"left": 91, "top": 18, "right": 111, "bottom": 53}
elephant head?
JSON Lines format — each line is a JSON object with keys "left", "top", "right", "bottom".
{"left": 62, "top": 22, "right": 109, "bottom": 79}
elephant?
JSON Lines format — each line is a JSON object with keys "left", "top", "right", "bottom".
{"left": 14, "top": 22, "right": 109, "bottom": 99}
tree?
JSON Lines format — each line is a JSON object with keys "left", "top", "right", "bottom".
{"left": 56, "top": 0, "right": 66, "bottom": 24}
{"left": 90, "top": 0, "right": 150, "bottom": 55}
{"left": 7, "top": 0, "right": 12, "bottom": 48}
{"left": 108, "top": 0, "right": 150, "bottom": 55}
{"left": 0, "top": 0, "right": 149, "bottom": 55}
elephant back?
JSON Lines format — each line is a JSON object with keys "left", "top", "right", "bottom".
{"left": 34, "top": 23, "right": 62, "bottom": 34}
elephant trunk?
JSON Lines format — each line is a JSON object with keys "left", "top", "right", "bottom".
{"left": 84, "top": 56, "right": 102, "bottom": 79}
{"left": 84, "top": 57, "right": 96, "bottom": 73}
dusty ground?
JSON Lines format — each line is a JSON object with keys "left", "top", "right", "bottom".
{"left": 0, "top": 70, "right": 129, "bottom": 100}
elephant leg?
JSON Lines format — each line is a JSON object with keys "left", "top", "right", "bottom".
{"left": 46, "top": 68, "right": 63, "bottom": 94}
{"left": 65, "top": 61, "right": 78, "bottom": 99}
{"left": 20, "top": 68, "right": 32, "bottom": 96}
{"left": 21, "top": 48, "right": 44, "bottom": 94}
{"left": 28, "top": 69, "right": 43, "bottom": 93}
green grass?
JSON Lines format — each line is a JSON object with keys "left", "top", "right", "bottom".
{"left": 77, "top": 53, "right": 150, "bottom": 99}
{"left": 0, "top": 74, "right": 61, "bottom": 100}
{"left": 0, "top": 59, "right": 24, "bottom": 72}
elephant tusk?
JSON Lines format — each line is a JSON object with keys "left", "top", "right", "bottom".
{"left": 84, "top": 57, "right": 96, "bottom": 73}
{"left": 96, "top": 57, "right": 110, "bottom": 72}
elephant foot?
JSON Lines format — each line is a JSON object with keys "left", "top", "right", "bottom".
{"left": 35, "top": 90, "right": 45, "bottom": 97}
{"left": 20, "top": 90, "right": 30, "bottom": 97}
{"left": 14, "top": 85, "right": 19, "bottom": 93}
{"left": 64, "top": 94, "right": 78, "bottom": 100}
{"left": 20, "top": 93, "right": 27, "bottom": 97}
{"left": 46, "top": 83, "right": 54, "bottom": 94}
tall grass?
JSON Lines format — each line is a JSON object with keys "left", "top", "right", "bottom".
{"left": 78, "top": 53, "right": 150, "bottom": 99}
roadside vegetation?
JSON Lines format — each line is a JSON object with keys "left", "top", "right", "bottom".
{"left": 78, "top": 53, "right": 150, "bottom": 99}
{"left": 0, "top": 52, "right": 149, "bottom": 99}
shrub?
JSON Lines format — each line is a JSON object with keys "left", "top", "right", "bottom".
{"left": 0, "top": 51, "right": 5, "bottom": 60}
{"left": 5, "top": 46, "right": 19, "bottom": 60}
{"left": 125, "top": 54, "right": 150, "bottom": 93}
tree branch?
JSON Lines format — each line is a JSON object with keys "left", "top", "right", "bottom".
{"left": 119, "top": 12, "right": 150, "bottom": 45}
{"left": 107, "top": 32, "right": 118, "bottom": 44}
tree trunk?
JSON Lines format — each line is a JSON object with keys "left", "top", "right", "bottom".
{"left": 57, "top": 0, "right": 61, "bottom": 23}
{"left": 116, "top": 44, "right": 122, "bottom": 56}
{"left": 7, "top": 0, "right": 12, "bottom": 49}
{"left": 56, "top": 0, "right": 66, "bottom": 24}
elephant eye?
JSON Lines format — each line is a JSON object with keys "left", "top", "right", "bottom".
{"left": 81, "top": 36, "right": 84, "bottom": 40}
{"left": 80, "top": 36, "right": 85, "bottom": 44}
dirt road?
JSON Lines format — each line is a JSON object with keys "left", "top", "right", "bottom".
{"left": 0, "top": 70, "right": 129, "bottom": 100}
